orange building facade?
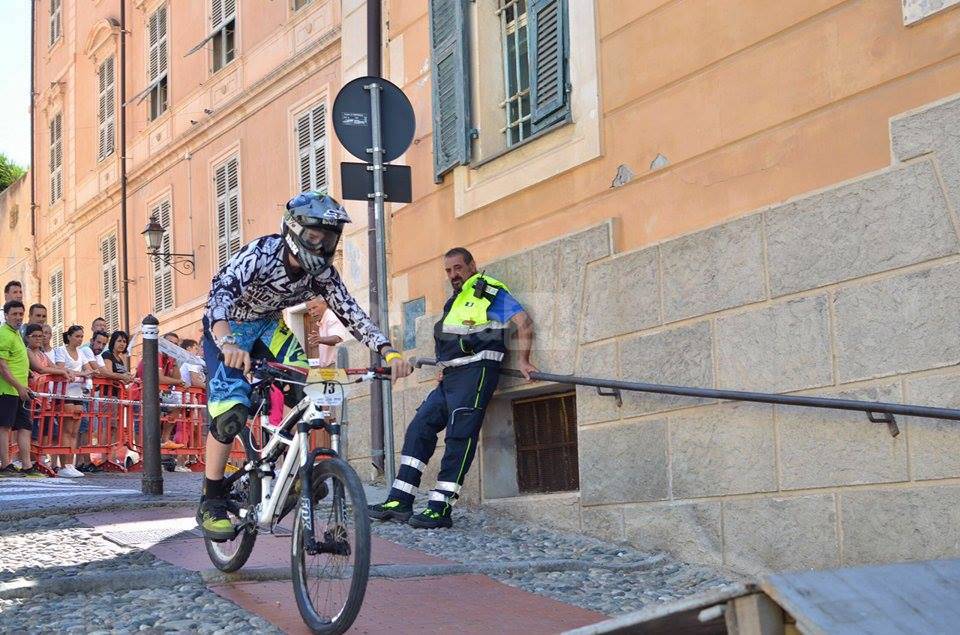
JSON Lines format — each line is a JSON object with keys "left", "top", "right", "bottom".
{"left": 11, "top": 0, "right": 960, "bottom": 571}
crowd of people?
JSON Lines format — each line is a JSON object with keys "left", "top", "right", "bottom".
{"left": 0, "top": 279, "right": 207, "bottom": 479}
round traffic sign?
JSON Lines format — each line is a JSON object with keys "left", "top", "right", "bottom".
{"left": 332, "top": 76, "right": 416, "bottom": 163}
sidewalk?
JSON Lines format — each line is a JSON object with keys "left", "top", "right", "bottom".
{"left": 0, "top": 474, "right": 737, "bottom": 633}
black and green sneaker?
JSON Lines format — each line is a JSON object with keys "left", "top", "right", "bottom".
{"left": 20, "top": 465, "right": 47, "bottom": 478}
{"left": 368, "top": 499, "right": 413, "bottom": 522}
{"left": 0, "top": 464, "right": 25, "bottom": 478}
{"left": 197, "top": 498, "right": 237, "bottom": 542}
{"left": 408, "top": 507, "right": 453, "bottom": 529}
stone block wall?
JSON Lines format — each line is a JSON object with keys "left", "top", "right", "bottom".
{"left": 349, "top": 92, "right": 960, "bottom": 575}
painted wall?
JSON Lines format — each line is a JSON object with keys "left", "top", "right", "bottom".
{"left": 382, "top": 0, "right": 960, "bottom": 328}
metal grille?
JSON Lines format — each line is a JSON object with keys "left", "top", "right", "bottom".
{"left": 512, "top": 391, "right": 578, "bottom": 493}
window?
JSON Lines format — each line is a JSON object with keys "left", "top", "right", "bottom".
{"left": 100, "top": 234, "right": 120, "bottom": 331}
{"left": 214, "top": 157, "right": 242, "bottom": 268}
{"left": 429, "top": 0, "right": 570, "bottom": 179}
{"left": 293, "top": 0, "right": 314, "bottom": 10}
{"left": 147, "top": 5, "right": 168, "bottom": 120}
{"left": 50, "top": 0, "right": 62, "bottom": 46}
{"left": 512, "top": 392, "right": 579, "bottom": 493}
{"left": 151, "top": 200, "right": 175, "bottom": 313}
{"left": 97, "top": 57, "right": 116, "bottom": 161}
{"left": 49, "top": 113, "right": 63, "bottom": 204}
{"left": 185, "top": 0, "right": 236, "bottom": 69}
{"left": 211, "top": 0, "right": 237, "bottom": 72}
{"left": 498, "top": 0, "right": 531, "bottom": 146}
{"left": 49, "top": 270, "right": 64, "bottom": 337}
{"left": 295, "top": 102, "right": 328, "bottom": 193}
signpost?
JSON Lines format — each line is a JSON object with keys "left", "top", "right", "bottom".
{"left": 332, "top": 75, "right": 415, "bottom": 487}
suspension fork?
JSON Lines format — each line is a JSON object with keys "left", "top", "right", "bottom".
{"left": 297, "top": 417, "right": 338, "bottom": 553}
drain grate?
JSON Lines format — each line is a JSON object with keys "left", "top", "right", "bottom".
{"left": 99, "top": 519, "right": 203, "bottom": 546}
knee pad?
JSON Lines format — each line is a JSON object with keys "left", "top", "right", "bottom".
{"left": 209, "top": 404, "right": 249, "bottom": 444}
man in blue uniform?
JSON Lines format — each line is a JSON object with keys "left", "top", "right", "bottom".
{"left": 369, "top": 247, "right": 537, "bottom": 528}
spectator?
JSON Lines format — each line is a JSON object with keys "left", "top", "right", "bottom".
{"left": 178, "top": 339, "right": 206, "bottom": 388}
{"left": 27, "top": 304, "right": 47, "bottom": 325}
{"left": 0, "top": 300, "right": 44, "bottom": 477}
{"left": 80, "top": 331, "right": 109, "bottom": 372}
{"left": 102, "top": 330, "right": 134, "bottom": 379}
{"left": 25, "top": 324, "right": 74, "bottom": 382}
{"left": 40, "top": 324, "right": 55, "bottom": 363}
{"left": 0, "top": 281, "right": 23, "bottom": 324}
{"left": 25, "top": 323, "right": 78, "bottom": 469}
{"left": 20, "top": 304, "right": 47, "bottom": 338}
{"left": 53, "top": 325, "right": 96, "bottom": 478}
{"left": 91, "top": 317, "right": 108, "bottom": 336}
{"left": 307, "top": 298, "right": 350, "bottom": 368}
{"left": 136, "top": 332, "right": 183, "bottom": 448}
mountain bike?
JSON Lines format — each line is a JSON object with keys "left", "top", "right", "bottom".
{"left": 202, "top": 360, "right": 388, "bottom": 634}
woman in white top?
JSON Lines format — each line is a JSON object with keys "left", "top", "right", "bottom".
{"left": 53, "top": 325, "right": 96, "bottom": 478}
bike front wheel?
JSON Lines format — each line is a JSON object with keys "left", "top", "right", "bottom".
{"left": 291, "top": 457, "right": 371, "bottom": 635}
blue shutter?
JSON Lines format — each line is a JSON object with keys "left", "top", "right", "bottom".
{"left": 528, "top": 0, "right": 569, "bottom": 132}
{"left": 429, "top": 0, "right": 471, "bottom": 182}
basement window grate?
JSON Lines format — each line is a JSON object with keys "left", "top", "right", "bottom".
{"left": 512, "top": 391, "right": 578, "bottom": 493}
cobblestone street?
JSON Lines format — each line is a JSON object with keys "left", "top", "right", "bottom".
{"left": 0, "top": 472, "right": 739, "bottom": 633}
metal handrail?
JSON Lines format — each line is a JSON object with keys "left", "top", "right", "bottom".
{"left": 411, "top": 357, "right": 960, "bottom": 437}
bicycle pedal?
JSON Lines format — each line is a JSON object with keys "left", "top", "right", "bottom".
{"left": 271, "top": 527, "right": 294, "bottom": 537}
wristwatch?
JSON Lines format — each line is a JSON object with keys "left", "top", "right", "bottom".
{"left": 215, "top": 334, "right": 238, "bottom": 349}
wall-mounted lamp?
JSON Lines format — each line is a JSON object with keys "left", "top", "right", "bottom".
{"left": 142, "top": 215, "right": 195, "bottom": 275}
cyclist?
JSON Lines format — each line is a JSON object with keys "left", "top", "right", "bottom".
{"left": 198, "top": 191, "right": 412, "bottom": 540}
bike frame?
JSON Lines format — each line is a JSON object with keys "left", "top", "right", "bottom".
{"left": 223, "top": 374, "right": 366, "bottom": 551}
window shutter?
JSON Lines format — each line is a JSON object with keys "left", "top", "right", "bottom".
{"left": 50, "top": 114, "right": 63, "bottom": 203}
{"left": 215, "top": 157, "right": 242, "bottom": 268}
{"left": 50, "top": 270, "right": 64, "bottom": 337}
{"left": 296, "top": 103, "right": 327, "bottom": 193}
{"left": 151, "top": 201, "right": 175, "bottom": 313}
{"left": 528, "top": 0, "right": 569, "bottom": 132}
{"left": 311, "top": 103, "right": 327, "bottom": 193}
{"left": 100, "top": 234, "right": 120, "bottom": 331}
{"left": 429, "top": 0, "right": 471, "bottom": 182}
{"left": 98, "top": 58, "right": 116, "bottom": 161}
{"left": 226, "top": 158, "right": 242, "bottom": 257}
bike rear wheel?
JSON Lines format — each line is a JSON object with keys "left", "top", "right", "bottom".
{"left": 204, "top": 468, "right": 260, "bottom": 573}
{"left": 291, "top": 457, "right": 371, "bottom": 635}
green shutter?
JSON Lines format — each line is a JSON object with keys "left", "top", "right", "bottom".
{"left": 528, "top": 0, "right": 569, "bottom": 132}
{"left": 429, "top": 0, "right": 470, "bottom": 182}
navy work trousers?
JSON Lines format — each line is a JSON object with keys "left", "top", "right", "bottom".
{"left": 388, "top": 362, "right": 500, "bottom": 513}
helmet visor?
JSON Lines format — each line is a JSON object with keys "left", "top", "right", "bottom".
{"left": 299, "top": 226, "right": 341, "bottom": 256}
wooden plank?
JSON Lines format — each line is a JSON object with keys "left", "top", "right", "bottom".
{"left": 725, "top": 593, "right": 785, "bottom": 635}
{"left": 762, "top": 559, "right": 960, "bottom": 635}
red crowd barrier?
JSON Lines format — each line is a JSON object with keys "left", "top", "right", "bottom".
{"left": 126, "top": 383, "right": 207, "bottom": 472}
{"left": 10, "top": 378, "right": 331, "bottom": 476}
{"left": 25, "top": 375, "right": 135, "bottom": 475}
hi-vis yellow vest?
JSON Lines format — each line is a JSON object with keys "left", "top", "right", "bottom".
{"left": 441, "top": 273, "right": 510, "bottom": 335}
{"left": 435, "top": 273, "right": 510, "bottom": 367}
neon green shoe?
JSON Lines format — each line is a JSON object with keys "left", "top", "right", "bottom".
{"left": 368, "top": 499, "right": 413, "bottom": 522}
{"left": 198, "top": 499, "right": 237, "bottom": 541}
{"left": 408, "top": 507, "right": 453, "bottom": 529}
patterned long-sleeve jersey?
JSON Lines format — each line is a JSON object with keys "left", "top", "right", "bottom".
{"left": 205, "top": 235, "right": 390, "bottom": 352}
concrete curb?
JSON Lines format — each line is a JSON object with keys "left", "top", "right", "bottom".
{"left": 199, "top": 555, "right": 670, "bottom": 585}
{"left": 0, "top": 569, "right": 200, "bottom": 600}
{"left": 0, "top": 498, "right": 196, "bottom": 522}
